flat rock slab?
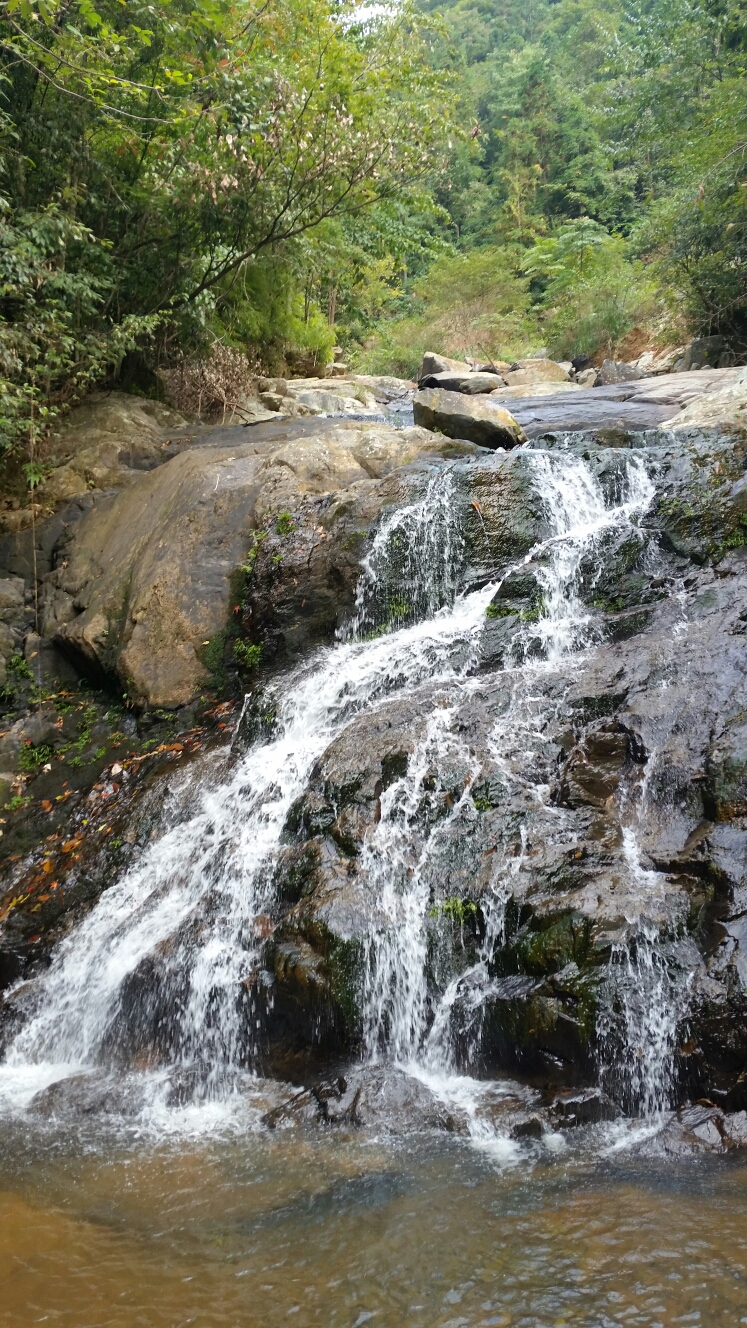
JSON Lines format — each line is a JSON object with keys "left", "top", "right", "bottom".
{"left": 508, "top": 368, "right": 742, "bottom": 436}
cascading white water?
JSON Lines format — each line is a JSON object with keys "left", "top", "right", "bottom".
{"left": 595, "top": 831, "right": 690, "bottom": 1118}
{"left": 0, "top": 446, "right": 668, "bottom": 1126}
{"left": 356, "top": 450, "right": 656, "bottom": 1074}
{"left": 0, "top": 465, "right": 480, "bottom": 1101}
{"left": 346, "top": 466, "right": 465, "bottom": 638}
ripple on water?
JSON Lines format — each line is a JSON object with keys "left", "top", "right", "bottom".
{"left": 1, "top": 1110, "right": 747, "bottom": 1327}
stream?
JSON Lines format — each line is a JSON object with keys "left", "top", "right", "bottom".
{"left": 0, "top": 439, "right": 745, "bottom": 1326}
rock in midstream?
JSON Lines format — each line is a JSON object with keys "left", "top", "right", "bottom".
{"left": 413, "top": 387, "right": 527, "bottom": 449}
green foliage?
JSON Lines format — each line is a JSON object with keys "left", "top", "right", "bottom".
{"left": 362, "top": 0, "right": 747, "bottom": 368}
{"left": 429, "top": 897, "right": 478, "bottom": 926}
{"left": 275, "top": 512, "right": 296, "bottom": 537}
{"left": 7, "top": 653, "right": 33, "bottom": 681}
{"left": 4, "top": 793, "right": 32, "bottom": 811}
{"left": 17, "top": 741, "right": 53, "bottom": 772}
{"left": 199, "top": 631, "right": 229, "bottom": 691}
{"left": 234, "top": 640, "right": 263, "bottom": 669}
{"left": 0, "top": 0, "right": 458, "bottom": 456}
{"left": 522, "top": 220, "right": 658, "bottom": 357}
{"left": 357, "top": 245, "right": 532, "bottom": 373}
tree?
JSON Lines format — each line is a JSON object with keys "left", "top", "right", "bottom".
{"left": 0, "top": 0, "right": 455, "bottom": 450}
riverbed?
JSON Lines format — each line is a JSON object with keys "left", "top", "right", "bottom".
{"left": 2, "top": 1090, "right": 746, "bottom": 1327}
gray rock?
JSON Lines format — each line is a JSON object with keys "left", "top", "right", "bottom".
{"left": 504, "top": 360, "right": 570, "bottom": 386}
{"left": 418, "top": 372, "right": 507, "bottom": 394}
{"left": 0, "top": 575, "right": 25, "bottom": 619}
{"left": 413, "top": 388, "right": 526, "bottom": 450}
{"left": 248, "top": 429, "right": 747, "bottom": 1097}
{"left": 594, "top": 359, "right": 643, "bottom": 386}
{"left": 550, "top": 1088, "right": 622, "bottom": 1127}
{"left": 39, "top": 393, "right": 189, "bottom": 507}
{"left": 679, "top": 336, "right": 729, "bottom": 371}
{"left": 575, "top": 368, "right": 598, "bottom": 388}
{"left": 417, "top": 351, "right": 473, "bottom": 380}
{"left": 47, "top": 422, "right": 479, "bottom": 708}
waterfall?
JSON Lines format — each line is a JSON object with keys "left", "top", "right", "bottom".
{"left": 357, "top": 451, "right": 655, "bottom": 1073}
{"left": 595, "top": 831, "right": 690, "bottom": 1118}
{"left": 346, "top": 466, "right": 464, "bottom": 638}
{"left": 0, "top": 446, "right": 670, "bottom": 1124}
{"left": 1, "top": 463, "right": 483, "bottom": 1097}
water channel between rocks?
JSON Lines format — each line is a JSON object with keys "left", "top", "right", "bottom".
{"left": 1, "top": 430, "right": 746, "bottom": 1326}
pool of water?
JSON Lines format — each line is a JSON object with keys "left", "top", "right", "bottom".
{"left": 2, "top": 1077, "right": 747, "bottom": 1328}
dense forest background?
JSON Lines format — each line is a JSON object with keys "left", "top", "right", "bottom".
{"left": 1, "top": 0, "right": 746, "bottom": 459}
{"left": 365, "top": 0, "right": 747, "bottom": 375}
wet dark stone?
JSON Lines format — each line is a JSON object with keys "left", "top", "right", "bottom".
{"left": 550, "top": 1087, "right": 622, "bottom": 1127}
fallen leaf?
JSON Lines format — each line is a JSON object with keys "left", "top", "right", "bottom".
{"left": 40, "top": 800, "right": 53, "bottom": 813}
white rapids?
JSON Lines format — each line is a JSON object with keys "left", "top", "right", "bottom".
{"left": 0, "top": 446, "right": 679, "bottom": 1142}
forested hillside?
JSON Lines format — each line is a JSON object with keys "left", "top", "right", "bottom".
{"left": 0, "top": 0, "right": 451, "bottom": 459}
{"left": 361, "top": 0, "right": 747, "bottom": 374}
{"left": 1, "top": 0, "right": 746, "bottom": 461}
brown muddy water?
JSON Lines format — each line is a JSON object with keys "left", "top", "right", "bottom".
{"left": 1, "top": 1087, "right": 746, "bottom": 1328}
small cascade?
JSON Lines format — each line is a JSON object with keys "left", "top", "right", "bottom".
{"left": 1, "top": 466, "right": 484, "bottom": 1094}
{"left": 598, "top": 921, "right": 683, "bottom": 1118}
{"left": 422, "top": 884, "right": 511, "bottom": 1075}
{"left": 595, "top": 830, "right": 689, "bottom": 1118}
{"left": 345, "top": 465, "right": 464, "bottom": 638}
{"left": 359, "top": 700, "right": 481, "bottom": 1062}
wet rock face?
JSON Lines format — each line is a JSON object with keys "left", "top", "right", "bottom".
{"left": 248, "top": 427, "right": 747, "bottom": 1102}
{"left": 242, "top": 439, "right": 481, "bottom": 668}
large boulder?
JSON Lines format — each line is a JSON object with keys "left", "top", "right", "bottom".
{"left": 417, "top": 351, "right": 473, "bottom": 380}
{"left": 678, "top": 336, "right": 732, "bottom": 371}
{"left": 594, "top": 359, "right": 643, "bottom": 386}
{"left": 46, "top": 423, "right": 479, "bottom": 708}
{"left": 662, "top": 366, "right": 747, "bottom": 430}
{"left": 504, "top": 360, "right": 570, "bottom": 386}
{"left": 418, "top": 371, "right": 507, "bottom": 394}
{"left": 413, "top": 388, "right": 526, "bottom": 450}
